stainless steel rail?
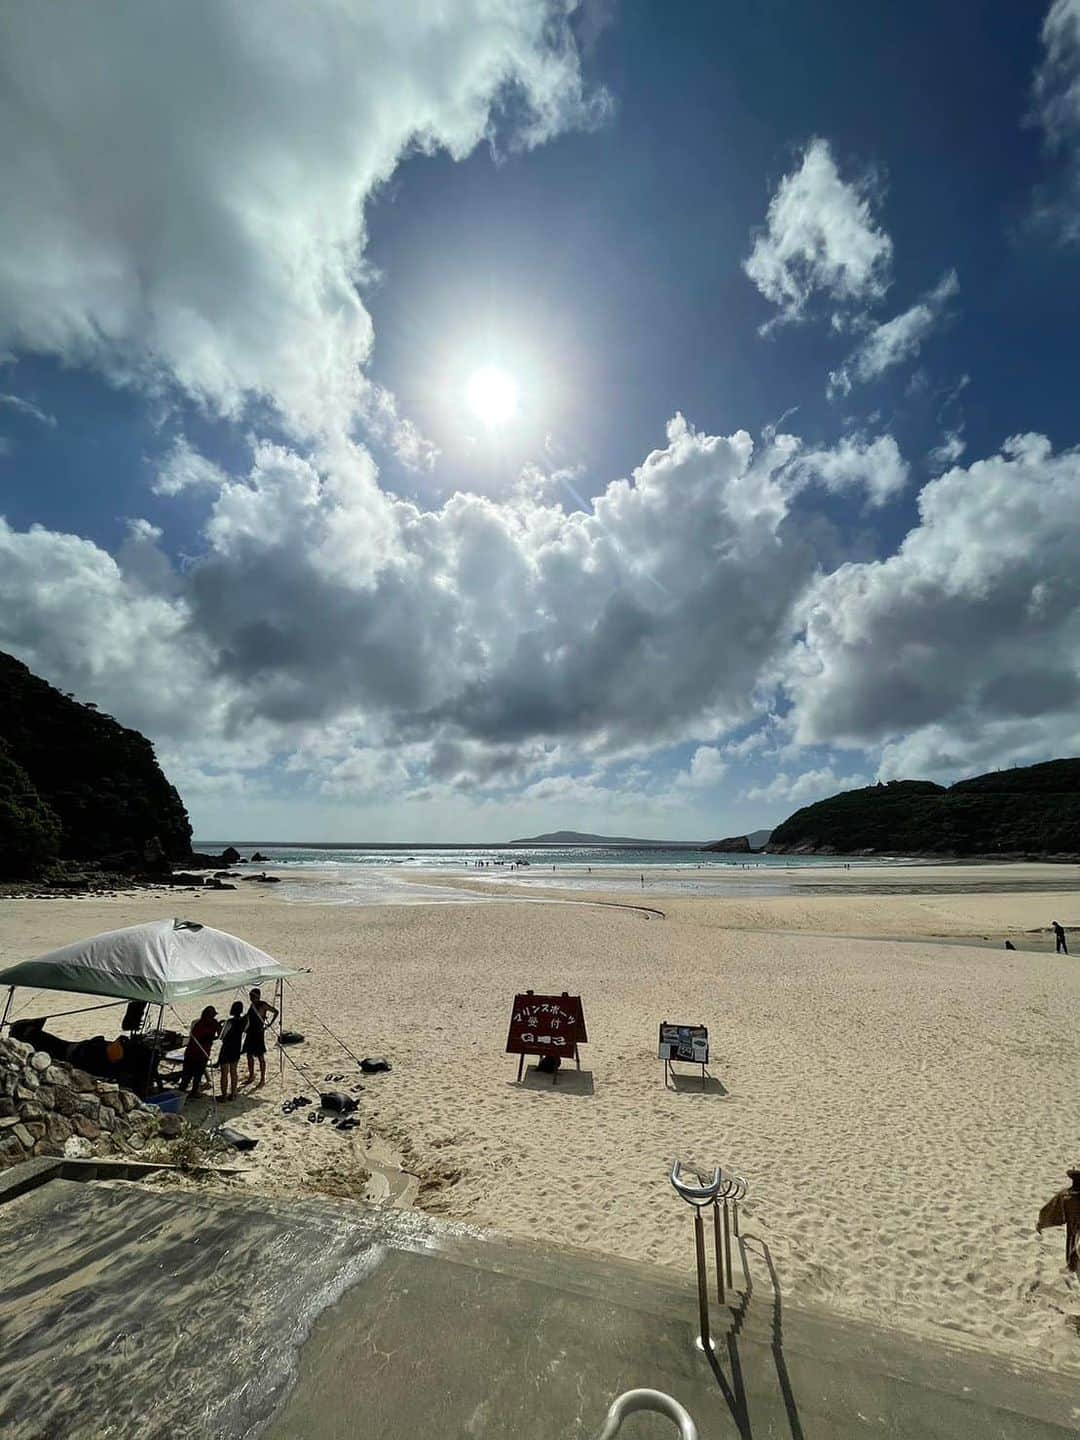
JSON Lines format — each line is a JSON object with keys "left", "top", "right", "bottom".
{"left": 670, "top": 1158, "right": 749, "bottom": 1350}
{"left": 593, "top": 1388, "right": 698, "bottom": 1440}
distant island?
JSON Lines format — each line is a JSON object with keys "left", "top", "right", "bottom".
{"left": 509, "top": 828, "right": 773, "bottom": 849}
{"left": 767, "top": 760, "right": 1080, "bottom": 858}
{"left": 510, "top": 830, "right": 700, "bottom": 847}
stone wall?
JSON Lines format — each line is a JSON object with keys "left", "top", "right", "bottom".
{"left": 0, "top": 1034, "right": 169, "bottom": 1169}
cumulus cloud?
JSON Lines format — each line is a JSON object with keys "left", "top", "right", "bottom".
{"left": 745, "top": 765, "right": 871, "bottom": 810}
{"left": 153, "top": 437, "right": 230, "bottom": 497}
{"left": 0, "top": 414, "right": 881, "bottom": 798}
{"left": 744, "top": 139, "right": 893, "bottom": 326}
{"left": 828, "top": 270, "right": 958, "bottom": 397}
{"left": 0, "top": 1, "right": 607, "bottom": 440}
{"left": 784, "top": 433, "right": 1080, "bottom": 774}
{"left": 5, "top": 419, "right": 1080, "bottom": 808}
{"left": 793, "top": 434, "right": 909, "bottom": 507}
{"left": 674, "top": 746, "right": 728, "bottom": 789}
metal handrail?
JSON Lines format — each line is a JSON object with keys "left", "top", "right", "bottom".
{"left": 593, "top": 1388, "right": 698, "bottom": 1440}
{"left": 670, "top": 1157, "right": 751, "bottom": 1347}
{"left": 670, "top": 1159, "right": 722, "bottom": 1206}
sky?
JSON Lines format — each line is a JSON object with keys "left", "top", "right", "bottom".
{"left": 1, "top": 0, "right": 1080, "bottom": 843}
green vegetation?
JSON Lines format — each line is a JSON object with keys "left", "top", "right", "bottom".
{"left": 768, "top": 760, "right": 1080, "bottom": 857}
{"left": 0, "top": 650, "right": 192, "bottom": 875}
{"left": 0, "top": 739, "right": 63, "bottom": 876}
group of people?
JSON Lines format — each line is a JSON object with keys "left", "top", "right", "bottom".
{"left": 177, "top": 987, "right": 279, "bottom": 1101}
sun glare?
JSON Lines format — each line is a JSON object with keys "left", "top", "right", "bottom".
{"left": 466, "top": 365, "right": 518, "bottom": 427}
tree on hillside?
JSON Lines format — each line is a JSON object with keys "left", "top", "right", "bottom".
{"left": 0, "top": 739, "right": 62, "bottom": 877}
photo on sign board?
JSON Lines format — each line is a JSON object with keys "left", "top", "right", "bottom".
{"left": 658, "top": 1022, "right": 709, "bottom": 1065}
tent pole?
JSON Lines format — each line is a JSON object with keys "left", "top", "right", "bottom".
{"left": 146, "top": 1002, "right": 165, "bottom": 1095}
{"left": 0, "top": 986, "right": 14, "bottom": 1034}
{"left": 276, "top": 977, "right": 284, "bottom": 1090}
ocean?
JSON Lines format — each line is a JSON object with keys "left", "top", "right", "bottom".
{"left": 194, "top": 842, "right": 894, "bottom": 905}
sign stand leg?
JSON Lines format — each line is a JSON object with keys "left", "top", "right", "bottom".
{"left": 516, "top": 1053, "right": 524, "bottom": 1083}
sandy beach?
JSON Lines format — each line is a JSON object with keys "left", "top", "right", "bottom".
{"left": 2, "top": 863, "right": 1079, "bottom": 1373}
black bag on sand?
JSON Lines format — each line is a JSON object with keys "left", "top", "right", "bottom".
{"left": 360, "top": 1056, "right": 391, "bottom": 1073}
{"left": 320, "top": 1091, "right": 358, "bottom": 1114}
{"left": 278, "top": 1031, "right": 305, "bottom": 1046}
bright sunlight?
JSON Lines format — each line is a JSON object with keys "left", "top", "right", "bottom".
{"left": 466, "top": 364, "right": 518, "bottom": 427}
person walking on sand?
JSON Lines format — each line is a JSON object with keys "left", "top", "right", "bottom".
{"left": 217, "top": 1000, "right": 246, "bottom": 1101}
{"left": 179, "top": 1005, "right": 220, "bottom": 1096}
{"left": 1052, "top": 921, "right": 1069, "bottom": 955}
{"left": 241, "top": 987, "right": 279, "bottom": 1088}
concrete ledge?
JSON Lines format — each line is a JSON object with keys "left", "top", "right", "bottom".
{"left": 0, "top": 1154, "right": 250, "bottom": 1205}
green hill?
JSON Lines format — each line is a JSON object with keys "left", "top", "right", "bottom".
{"left": 0, "top": 651, "right": 192, "bottom": 875}
{"left": 767, "top": 760, "right": 1080, "bottom": 858}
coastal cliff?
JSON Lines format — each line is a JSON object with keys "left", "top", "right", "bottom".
{"left": 0, "top": 651, "right": 192, "bottom": 877}
{"left": 767, "top": 760, "right": 1080, "bottom": 858}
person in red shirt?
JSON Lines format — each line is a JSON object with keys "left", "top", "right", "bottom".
{"left": 179, "top": 1006, "right": 220, "bottom": 1096}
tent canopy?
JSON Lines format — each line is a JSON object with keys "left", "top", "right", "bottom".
{"left": 0, "top": 919, "right": 305, "bottom": 1005}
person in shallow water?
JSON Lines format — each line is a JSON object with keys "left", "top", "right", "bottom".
{"left": 179, "top": 1005, "right": 220, "bottom": 1095}
{"left": 1052, "top": 921, "right": 1069, "bottom": 955}
{"left": 242, "top": 986, "right": 279, "bottom": 1088}
{"left": 217, "top": 1000, "right": 246, "bottom": 1101}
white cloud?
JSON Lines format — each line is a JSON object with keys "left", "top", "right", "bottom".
{"left": 828, "top": 270, "right": 958, "bottom": 397}
{"left": 745, "top": 765, "right": 870, "bottom": 810}
{"left": 0, "top": 393, "right": 56, "bottom": 427}
{"left": 0, "top": 414, "right": 836, "bottom": 799}
{"left": 744, "top": 139, "right": 893, "bottom": 326}
{"left": 927, "top": 431, "right": 966, "bottom": 473}
{"left": 674, "top": 746, "right": 728, "bottom": 789}
{"left": 153, "top": 437, "right": 229, "bottom": 496}
{"left": 1030, "top": 0, "right": 1080, "bottom": 239}
{"left": 5, "top": 419, "right": 1080, "bottom": 814}
{"left": 793, "top": 434, "right": 909, "bottom": 507}
{"left": 784, "top": 433, "right": 1080, "bottom": 772}
{"left": 0, "top": 2, "right": 608, "bottom": 441}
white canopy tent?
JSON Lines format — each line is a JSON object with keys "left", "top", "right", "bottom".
{"left": 0, "top": 918, "right": 305, "bottom": 1006}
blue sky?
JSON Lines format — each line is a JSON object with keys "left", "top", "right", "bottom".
{"left": 1, "top": 1, "right": 1079, "bottom": 841}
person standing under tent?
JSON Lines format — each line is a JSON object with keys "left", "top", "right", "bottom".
{"left": 242, "top": 986, "right": 279, "bottom": 1088}
{"left": 217, "top": 1000, "right": 246, "bottom": 1101}
{"left": 179, "top": 1005, "right": 220, "bottom": 1096}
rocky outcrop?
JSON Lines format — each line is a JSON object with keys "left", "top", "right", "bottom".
{"left": 188, "top": 846, "right": 242, "bottom": 869}
{"left": 0, "top": 650, "right": 192, "bottom": 876}
{"left": 703, "top": 835, "right": 753, "bottom": 853}
{"left": 0, "top": 1034, "right": 167, "bottom": 1169}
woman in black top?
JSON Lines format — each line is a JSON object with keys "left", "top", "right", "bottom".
{"left": 217, "top": 1000, "right": 246, "bottom": 1101}
{"left": 242, "top": 987, "right": 279, "bottom": 1089}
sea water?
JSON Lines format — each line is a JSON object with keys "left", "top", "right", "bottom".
{"left": 194, "top": 842, "right": 899, "bottom": 905}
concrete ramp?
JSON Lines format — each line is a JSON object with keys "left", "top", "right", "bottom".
{"left": 0, "top": 1168, "right": 1077, "bottom": 1439}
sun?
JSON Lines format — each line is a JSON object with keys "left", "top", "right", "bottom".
{"left": 466, "top": 364, "right": 518, "bottom": 427}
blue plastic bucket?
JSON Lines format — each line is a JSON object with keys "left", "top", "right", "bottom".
{"left": 144, "top": 1089, "right": 186, "bottom": 1114}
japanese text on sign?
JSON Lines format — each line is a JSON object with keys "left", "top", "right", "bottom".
{"left": 506, "top": 991, "right": 588, "bottom": 1056}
